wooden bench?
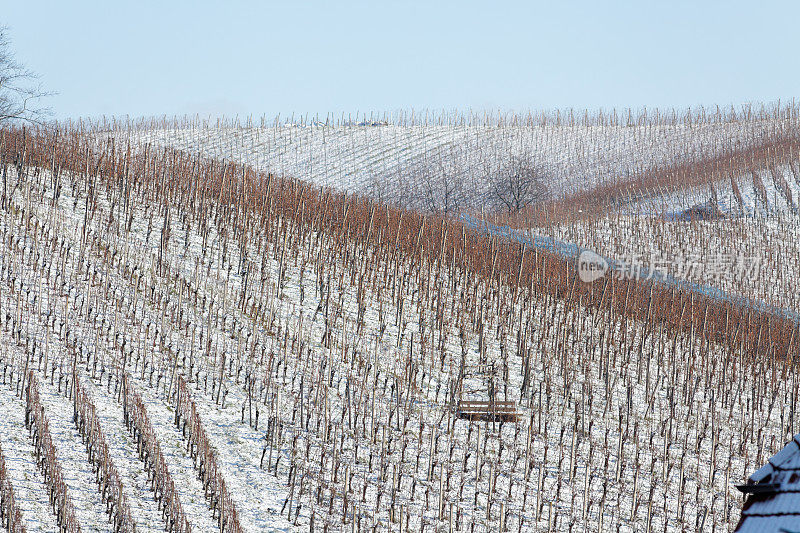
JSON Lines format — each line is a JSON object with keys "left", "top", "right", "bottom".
{"left": 455, "top": 400, "right": 518, "bottom": 422}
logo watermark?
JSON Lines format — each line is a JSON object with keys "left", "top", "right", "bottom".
{"left": 578, "top": 250, "right": 762, "bottom": 284}
{"left": 578, "top": 250, "right": 609, "bottom": 282}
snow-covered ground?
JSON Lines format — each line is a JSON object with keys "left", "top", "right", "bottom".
{"left": 0, "top": 129, "right": 794, "bottom": 533}
{"left": 0, "top": 386, "right": 61, "bottom": 533}
{"left": 97, "top": 115, "right": 800, "bottom": 328}
{"left": 102, "top": 116, "right": 792, "bottom": 211}
{"left": 623, "top": 161, "right": 800, "bottom": 218}
{"left": 543, "top": 163, "right": 800, "bottom": 314}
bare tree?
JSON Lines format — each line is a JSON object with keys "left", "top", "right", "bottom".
{"left": 367, "top": 149, "right": 474, "bottom": 216}
{"left": 407, "top": 149, "right": 475, "bottom": 216}
{"left": 0, "top": 27, "right": 50, "bottom": 124}
{"left": 488, "top": 151, "right": 550, "bottom": 213}
{"left": 368, "top": 146, "right": 546, "bottom": 216}
{"left": 415, "top": 156, "right": 463, "bottom": 216}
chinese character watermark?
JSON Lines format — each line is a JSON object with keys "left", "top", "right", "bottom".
{"left": 578, "top": 250, "right": 762, "bottom": 284}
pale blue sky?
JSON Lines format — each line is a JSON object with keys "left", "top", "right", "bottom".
{"left": 3, "top": 1, "right": 799, "bottom": 120}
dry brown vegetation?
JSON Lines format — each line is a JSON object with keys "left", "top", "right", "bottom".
{"left": 0, "top": 119, "right": 796, "bottom": 531}
{"left": 506, "top": 126, "right": 800, "bottom": 226}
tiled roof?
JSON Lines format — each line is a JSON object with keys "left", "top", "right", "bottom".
{"left": 737, "top": 433, "right": 800, "bottom": 532}
{"left": 737, "top": 515, "right": 800, "bottom": 533}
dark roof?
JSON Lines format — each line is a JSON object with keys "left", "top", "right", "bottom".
{"left": 736, "top": 433, "right": 800, "bottom": 532}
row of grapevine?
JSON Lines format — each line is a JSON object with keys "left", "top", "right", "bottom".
{"left": 175, "top": 375, "right": 243, "bottom": 533}
{"left": 24, "top": 371, "right": 82, "bottom": 533}
{"left": 120, "top": 374, "right": 192, "bottom": 533}
{"left": 72, "top": 373, "right": 137, "bottom": 533}
{"left": 0, "top": 439, "right": 26, "bottom": 533}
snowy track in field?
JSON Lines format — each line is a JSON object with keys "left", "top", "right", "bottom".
{"left": 0, "top": 386, "right": 61, "bottom": 533}
{"left": 34, "top": 377, "right": 119, "bottom": 532}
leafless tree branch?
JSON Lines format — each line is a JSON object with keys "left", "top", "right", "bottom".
{"left": 486, "top": 150, "right": 551, "bottom": 213}
{"left": 0, "top": 27, "right": 52, "bottom": 125}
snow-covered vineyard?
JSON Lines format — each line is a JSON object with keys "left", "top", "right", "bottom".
{"left": 0, "top": 125, "right": 797, "bottom": 533}
{"left": 544, "top": 161, "right": 800, "bottom": 314}
{"left": 99, "top": 108, "right": 800, "bottom": 322}
{"left": 97, "top": 106, "right": 799, "bottom": 213}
